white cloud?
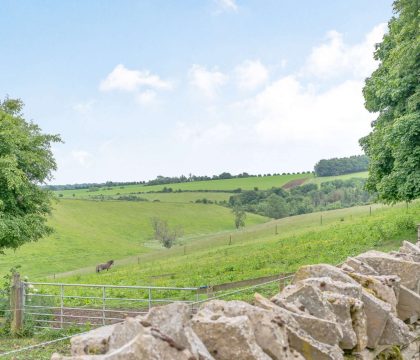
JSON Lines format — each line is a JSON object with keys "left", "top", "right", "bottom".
{"left": 248, "top": 76, "right": 370, "bottom": 144}
{"left": 304, "top": 23, "right": 387, "bottom": 79}
{"left": 71, "top": 150, "right": 93, "bottom": 168}
{"left": 136, "top": 90, "right": 157, "bottom": 105}
{"left": 235, "top": 60, "right": 269, "bottom": 91}
{"left": 99, "top": 64, "right": 172, "bottom": 92}
{"left": 73, "top": 100, "right": 95, "bottom": 115}
{"left": 189, "top": 64, "right": 228, "bottom": 98}
{"left": 215, "top": 0, "right": 238, "bottom": 12}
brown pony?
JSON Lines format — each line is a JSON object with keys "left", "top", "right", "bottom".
{"left": 96, "top": 260, "right": 114, "bottom": 273}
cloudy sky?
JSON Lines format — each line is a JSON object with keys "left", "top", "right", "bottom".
{"left": 0, "top": 0, "right": 393, "bottom": 184}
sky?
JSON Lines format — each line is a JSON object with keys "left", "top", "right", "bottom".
{"left": 0, "top": 0, "right": 394, "bottom": 184}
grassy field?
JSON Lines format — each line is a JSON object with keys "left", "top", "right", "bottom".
{"left": 0, "top": 199, "right": 267, "bottom": 279}
{"left": 55, "top": 174, "right": 310, "bottom": 198}
{"left": 308, "top": 171, "right": 368, "bottom": 185}
{"left": 53, "top": 202, "right": 419, "bottom": 289}
{"left": 54, "top": 172, "right": 369, "bottom": 200}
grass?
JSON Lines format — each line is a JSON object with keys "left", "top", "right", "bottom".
{"left": 55, "top": 172, "right": 369, "bottom": 201}
{"left": 53, "top": 202, "right": 419, "bottom": 290}
{"left": 55, "top": 174, "right": 310, "bottom": 198}
{"left": 0, "top": 199, "right": 267, "bottom": 279}
{"left": 308, "top": 171, "right": 368, "bottom": 185}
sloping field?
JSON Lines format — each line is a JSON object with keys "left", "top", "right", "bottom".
{"left": 55, "top": 174, "right": 310, "bottom": 198}
{"left": 308, "top": 171, "right": 368, "bottom": 185}
{"left": 0, "top": 199, "right": 268, "bottom": 278}
{"left": 53, "top": 201, "right": 419, "bottom": 288}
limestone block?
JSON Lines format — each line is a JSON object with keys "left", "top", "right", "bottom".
{"left": 361, "top": 290, "right": 391, "bottom": 349}
{"left": 342, "top": 258, "right": 378, "bottom": 275}
{"left": 379, "top": 313, "right": 413, "bottom": 346}
{"left": 293, "top": 264, "right": 357, "bottom": 285}
{"left": 397, "top": 285, "right": 420, "bottom": 322}
{"left": 70, "top": 324, "right": 116, "bottom": 355}
{"left": 300, "top": 276, "right": 362, "bottom": 299}
{"left": 356, "top": 251, "right": 420, "bottom": 292}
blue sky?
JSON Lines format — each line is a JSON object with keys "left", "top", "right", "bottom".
{"left": 0, "top": 0, "right": 393, "bottom": 184}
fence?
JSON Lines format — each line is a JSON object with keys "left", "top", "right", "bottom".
{"left": 5, "top": 272, "right": 294, "bottom": 332}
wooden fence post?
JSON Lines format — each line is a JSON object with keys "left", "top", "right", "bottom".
{"left": 10, "top": 273, "right": 24, "bottom": 335}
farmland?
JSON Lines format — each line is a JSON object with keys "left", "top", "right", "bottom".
{"left": 50, "top": 201, "right": 419, "bottom": 288}
{"left": 54, "top": 172, "right": 368, "bottom": 200}
{"left": 0, "top": 199, "right": 267, "bottom": 278}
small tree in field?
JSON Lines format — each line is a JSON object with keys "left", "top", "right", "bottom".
{"left": 232, "top": 206, "right": 246, "bottom": 229}
{"left": 150, "top": 217, "right": 183, "bottom": 248}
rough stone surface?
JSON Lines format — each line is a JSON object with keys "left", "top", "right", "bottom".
{"left": 196, "top": 300, "right": 294, "bottom": 360}
{"left": 70, "top": 324, "right": 116, "bottom": 355}
{"left": 142, "top": 303, "right": 214, "bottom": 360}
{"left": 191, "top": 313, "right": 271, "bottom": 360}
{"left": 293, "top": 264, "right": 356, "bottom": 285}
{"left": 378, "top": 313, "right": 413, "bottom": 346}
{"left": 356, "top": 250, "right": 420, "bottom": 292}
{"left": 342, "top": 258, "right": 379, "bottom": 276}
{"left": 52, "top": 242, "right": 419, "bottom": 360}
{"left": 254, "top": 293, "right": 344, "bottom": 360}
{"left": 397, "top": 285, "right": 420, "bottom": 322}
{"left": 272, "top": 283, "right": 337, "bottom": 323}
{"left": 322, "top": 292, "right": 367, "bottom": 351}
{"left": 347, "top": 273, "right": 399, "bottom": 314}
{"left": 300, "top": 276, "right": 362, "bottom": 299}
{"left": 360, "top": 290, "right": 391, "bottom": 349}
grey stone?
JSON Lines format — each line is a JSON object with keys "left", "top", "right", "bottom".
{"left": 342, "top": 258, "right": 378, "bottom": 275}
{"left": 196, "top": 300, "right": 294, "bottom": 360}
{"left": 356, "top": 250, "right": 420, "bottom": 292}
{"left": 293, "top": 264, "right": 357, "bottom": 285}
{"left": 397, "top": 285, "right": 420, "bottom": 322}
{"left": 70, "top": 324, "right": 116, "bottom": 355}
{"left": 379, "top": 313, "right": 413, "bottom": 346}
{"left": 254, "top": 293, "right": 344, "bottom": 360}
{"left": 361, "top": 290, "right": 391, "bottom": 349}
{"left": 300, "top": 276, "right": 362, "bottom": 299}
{"left": 322, "top": 292, "right": 367, "bottom": 351}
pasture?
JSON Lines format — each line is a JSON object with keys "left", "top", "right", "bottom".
{"left": 50, "top": 201, "right": 419, "bottom": 289}
{"left": 54, "top": 172, "right": 369, "bottom": 200}
{"left": 0, "top": 199, "right": 267, "bottom": 278}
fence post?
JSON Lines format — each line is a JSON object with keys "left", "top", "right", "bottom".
{"left": 10, "top": 273, "right": 24, "bottom": 335}
{"left": 102, "top": 286, "right": 106, "bottom": 326}
{"left": 148, "top": 288, "right": 152, "bottom": 311}
{"left": 60, "top": 284, "right": 64, "bottom": 329}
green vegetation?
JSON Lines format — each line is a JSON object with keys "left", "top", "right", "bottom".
{"left": 0, "top": 199, "right": 267, "bottom": 278}
{"left": 229, "top": 178, "right": 374, "bottom": 219}
{"left": 0, "top": 98, "right": 61, "bottom": 253}
{"left": 361, "top": 0, "right": 420, "bottom": 203}
{"left": 54, "top": 173, "right": 310, "bottom": 198}
{"left": 308, "top": 171, "right": 368, "bottom": 185}
{"left": 54, "top": 202, "right": 419, "bottom": 290}
{"left": 314, "top": 155, "right": 369, "bottom": 177}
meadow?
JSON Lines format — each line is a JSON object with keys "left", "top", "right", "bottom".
{"left": 53, "top": 201, "right": 419, "bottom": 289}
{"left": 54, "top": 172, "right": 368, "bottom": 201}
{"left": 0, "top": 199, "right": 267, "bottom": 279}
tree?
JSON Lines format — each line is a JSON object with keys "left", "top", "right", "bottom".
{"left": 150, "top": 217, "right": 183, "bottom": 248}
{"left": 232, "top": 206, "right": 246, "bottom": 229}
{"left": 0, "top": 98, "right": 61, "bottom": 253}
{"left": 360, "top": 0, "right": 420, "bottom": 203}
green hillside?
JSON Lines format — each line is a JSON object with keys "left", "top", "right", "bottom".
{"left": 54, "top": 202, "right": 419, "bottom": 290}
{"left": 0, "top": 199, "right": 267, "bottom": 278}
{"left": 54, "top": 172, "right": 369, "bottom": 200}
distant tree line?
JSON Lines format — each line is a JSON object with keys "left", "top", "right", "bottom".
{"left": 228, "top": 178, "right": 374, "bottom": 219}
{"left": 314, "top": 155, "right": 369, "bottom": 177}
{"left": 46, "top": 171, "right": 312, "bottom": 191}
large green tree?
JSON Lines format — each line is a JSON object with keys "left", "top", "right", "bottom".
{"left": 0, "top": 98, "right": 61, "bottom": 253}
{"left": 360, "top": 0, "right": 419, "bottom": 203}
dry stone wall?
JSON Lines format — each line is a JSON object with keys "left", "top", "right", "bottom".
{"left": 52, "top": 240, "right": 420, "bottom": 360}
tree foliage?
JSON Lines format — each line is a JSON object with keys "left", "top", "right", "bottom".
{"left": 150, "top": 217, "right": 183, "bottom": 248}
{"left": 314, "top": 155, "right": 369, "bottom": 177}
{"left": 232, "top": 206, "right": 246, "bottom": 229}
{"left": 360, "top": 0, "right": 420, "bottom": 203}
{"left": 0, "top": 98, "right": 61, "bottom": 253}
{"left": 229, "top": 179, "right": 374, "bottom": 219}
